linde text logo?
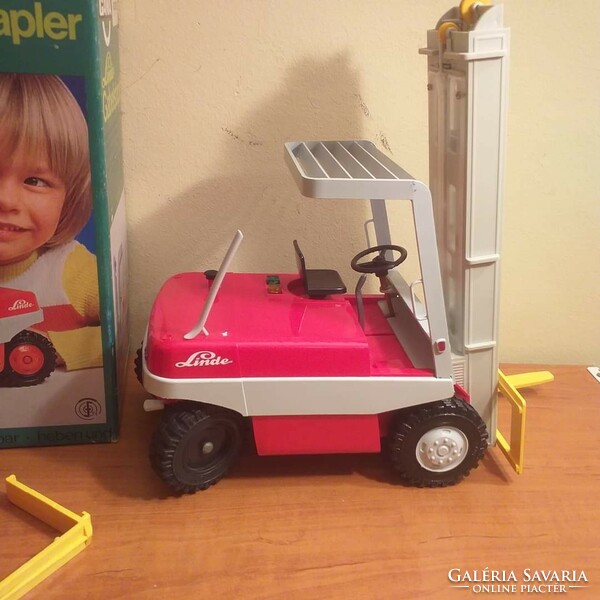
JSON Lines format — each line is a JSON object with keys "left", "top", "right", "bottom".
{"left": 8, "top": 299, "right": 34, "bottom": 311}
{"left": 175, "top": 351, "right": 233, "bottom": 368}
{"left": 448, "top": 568, "right": 589, "bottom": 594}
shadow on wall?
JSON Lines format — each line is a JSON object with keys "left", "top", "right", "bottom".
{"left": 130, "top": 53, "right": 374, "bottom": 342}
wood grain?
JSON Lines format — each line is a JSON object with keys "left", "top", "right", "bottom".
{"left": 1, "top": 364, "right": 599, "bottom": 599}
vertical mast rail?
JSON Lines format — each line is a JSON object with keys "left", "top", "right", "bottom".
{"left": 420, "top": 4, "right": 510, "bottom": 440}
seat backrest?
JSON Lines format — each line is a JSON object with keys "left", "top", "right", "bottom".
{"left": 293, "top": 239, "right": 307, "bottom": 281}
{"left": 292, "top": 240, "right": 346, "bottom": 299}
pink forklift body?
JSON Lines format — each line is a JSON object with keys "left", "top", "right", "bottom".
{"left": 146, "top": 272, "right": 433, "bottom": 381}
{"left": 145, "top": 271, "right": 436, "bottom": 454}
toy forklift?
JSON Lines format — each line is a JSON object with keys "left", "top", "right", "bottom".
{"left": 137, "top": 0, "right": 550, "bottom": 494}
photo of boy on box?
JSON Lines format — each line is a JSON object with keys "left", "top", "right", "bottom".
{"left": 0, "top": 73, "right": 102, "bottom": 371}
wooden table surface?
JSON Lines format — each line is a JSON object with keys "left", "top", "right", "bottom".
{"left": 1, "top": 364, "right": 599, "bottom": 599}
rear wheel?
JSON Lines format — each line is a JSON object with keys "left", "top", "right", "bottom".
{"left": 4, "top": 330, "right": 57, "bottom": 387}
{"left": 150, "top": 403, "right": 244, "bottom": 494}
{"left": 387, "top": 397, "right": 488, "bottom": 487}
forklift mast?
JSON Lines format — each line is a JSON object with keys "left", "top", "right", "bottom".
{"left": 420, "top": 3, "right": 510, "bottom": 440}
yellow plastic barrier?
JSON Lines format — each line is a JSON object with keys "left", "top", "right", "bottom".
{"left": 496, "top": 370, "right": 554, "bottom": 474}
{"left": 0, "top": 475, "right": 93, "bottom": 600}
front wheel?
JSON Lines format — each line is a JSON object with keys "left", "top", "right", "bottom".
{"left": 150, "top": 403, "right": 244, "bottom": 494}
{"left": 387, "top": 397, "right": 488, "bottom": 487}
{"left": 3, "top": 330, "right": 57, "bottom": 387}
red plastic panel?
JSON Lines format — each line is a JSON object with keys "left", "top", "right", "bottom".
{"left": 146, "top": 272, "right": 431, "bottom": 380}
{"left": 237, "top": 342, "right": 369, "bottom": 377}
{"left": 252, "top": 414, "right": 381, "bottom": 455}
{"left": 147, "top": 272, "right": 371, "bottom": 378}
{"left": 377, "top": 411, "right": 396, "bottom": 438}
{"left": 453, "top": 383, "right": 471, "bottom": 403}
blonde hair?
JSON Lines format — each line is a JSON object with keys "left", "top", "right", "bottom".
{"left": 0, "top": 73, "right": 92, "bottom": 248}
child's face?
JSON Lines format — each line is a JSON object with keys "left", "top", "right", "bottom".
{"left": 0, "top": 143, "right": 66, "bottom": 265}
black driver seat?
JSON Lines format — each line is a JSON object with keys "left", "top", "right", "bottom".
{"left": 293, "top": 240, "right": 347, "bottom": 299}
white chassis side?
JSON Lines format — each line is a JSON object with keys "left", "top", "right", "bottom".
{"left": 0, "top": 309, "right": 44, "bottom": 344}
{"left": 141, "top": 343, "right": 455, "bottom": 417}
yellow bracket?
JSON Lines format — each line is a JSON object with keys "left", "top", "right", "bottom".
{"left": 496, "top": 369, "right": 554, "bottom": 474}
{"left": 0, "top": 475, "right": 93, "bottom": 600}
{"left": 459, "top": 0, "right": 491, "bottom": 26}
{"left": 437, "top": 21, "right": 459, "bottom": 45}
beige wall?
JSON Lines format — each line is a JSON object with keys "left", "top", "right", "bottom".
{"left": 120, "top": 0, "right": 600, "bottom": 365}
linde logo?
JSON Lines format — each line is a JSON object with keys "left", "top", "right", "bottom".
{"left": 8, "top": 299, "right": 34, "bottom": 311}
{"left": 175, "top": 351, "right": 233, "bottom": 368}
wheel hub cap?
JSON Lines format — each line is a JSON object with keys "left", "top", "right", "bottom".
{"left": 416, "top": 427, "right": 468, "bottom": 472}
{"left": 9, "top": 344, "right": 45, "bottom": 376}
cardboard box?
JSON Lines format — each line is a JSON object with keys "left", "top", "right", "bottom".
{"left": 0, "top": 0, "right": 128, "bottom": 447}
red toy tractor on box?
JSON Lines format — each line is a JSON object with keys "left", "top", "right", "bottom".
{"left": 0, "top": 287, "right": 57, "bottom": 387}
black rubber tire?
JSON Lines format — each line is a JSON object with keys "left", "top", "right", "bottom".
{"left": 150, "top": 403, "right": 244, "bottom": 494}
{"left": 134, "top": 344, "right": 143, "bottom": 385}
{"left": 387, "top": 397, "right": 488, "bottom": 487}
{"left": 3, "top": 330, "right": 57, "bottom": 387}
